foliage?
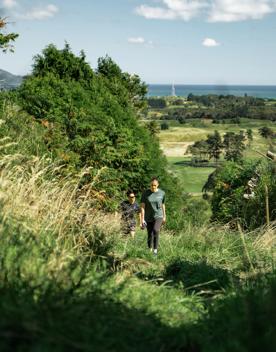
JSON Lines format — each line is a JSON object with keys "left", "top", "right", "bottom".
{"left": 147, "top": 97, "right": 167, "bottom": 109}
{"left": 0, "top": 121, "right": 275, "bottom": 351}
{"left": 206, "top": 130, "right": 223, "bottom": 162}
{"left": 186, "top": 130, "right": 247, "bottom": 162}
{"left": 186, "top": 140, "right": 209, "bottom": 160}
{"left": 211, "top": 160, "right": 276, "bottom": 228}
{"left": 32, "top": 43, "right": 94, "bottom": 82}
{"left": 160, "top": 121, "right": 169, "bottom": 130}
{"left": 223, "top": 131, "right": 246, "bottom": 162}
{"left": 17, "top": 43, "right": 185, "bottom": 226}
{"left": 246, "top": 128, "right": 253, "bottom": 144}
{"left": 150, "top": 94, "right": 276, "bottom": 122}
{"left": 18, "top": 46, "right": 147, "bottom": 199}
{"left": 259, "top": 126, "right": 275, "bottom": 139}
{"left": 146, "top": 120, "right": 160, "bottom": 136}
{"left": 0, "top": 92, "right": 49, "bottom": 157}
{"left": 188, "top": 93, "right": 265, "bottom": 108}
{"left": 197, "top": 273, "right": 276, "bottom": 352}
{"left": 97, "top": 55, "right": 148, "bottom": 112}
{"left": 0, "top": 17, "right": 18, "bottom": 52}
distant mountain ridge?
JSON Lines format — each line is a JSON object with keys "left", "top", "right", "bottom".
{"left": 0, "top": 69, "right": 23, "bottom": 89}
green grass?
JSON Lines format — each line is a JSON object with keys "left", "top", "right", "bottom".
{"left": 167, "top": 157, "right": 215, "bottom": 193}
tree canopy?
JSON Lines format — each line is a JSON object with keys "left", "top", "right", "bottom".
{"left": 18, "top": 44, "right": 183, "bottom": 228}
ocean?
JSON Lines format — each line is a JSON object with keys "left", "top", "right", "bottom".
{"left": 147, "top": 84, "right": 276, "bottom": 99}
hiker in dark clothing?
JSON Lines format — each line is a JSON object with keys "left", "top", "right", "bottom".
{"left": 120, "top": 190, "right": 140, "bottom": 238}
{"left": 140, "top": 177, "right": 166, "bottom": 255}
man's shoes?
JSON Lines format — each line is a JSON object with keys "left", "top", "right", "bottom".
{"left": 153, "top": 249, "right": 158, "bottom": 256}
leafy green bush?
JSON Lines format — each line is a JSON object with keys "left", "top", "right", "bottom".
{"left": 16, "top": 43, "right": 186, "bottom": 226}
{"left": 211, "top": 160, "right": 276, "bottom": 228}
{"left": 160, "top": 122, "right": 169, "bottom": 130}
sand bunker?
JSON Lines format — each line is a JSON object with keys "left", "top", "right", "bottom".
{"left": 160, "top": 142, "right": 194, "bottom": 157}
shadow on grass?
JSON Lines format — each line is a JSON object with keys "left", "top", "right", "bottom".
{"left": 0, "top": 283, "right": 198, "bottom": 352}
{"left": 164, "top": 259, "right": 235, "bottom": 293}
{"left": 136, "top": 259, "right": 237, "bottom": 296}
{"left": 0, "top": 272, "right": 275, "bottom": 352}
{"left": 195, "top": 273, "right": 276, "bottom": 352}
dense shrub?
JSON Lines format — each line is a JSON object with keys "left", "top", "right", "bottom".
{"left": 16, "top": 43, "right": 185, "bottom": 227}
{"left": 160, "top": 122, "right": 169, "bottom": 130}
{"left": 147, "top": 97, "right": 167, "bottom": 109}
{"left": 211, "top": 160, "right": 276, "bottom": 228}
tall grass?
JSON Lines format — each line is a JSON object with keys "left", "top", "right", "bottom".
{"left": 0, "top": 145, "right": 121, "bottom": 290}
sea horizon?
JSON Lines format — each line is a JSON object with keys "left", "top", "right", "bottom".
{"left": 147, "top": 84, "right": 276, "bottom": 99}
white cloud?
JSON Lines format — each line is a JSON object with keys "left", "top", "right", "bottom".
{"left": 2, "top": 0, "right": 17, "bottom": 9}
{"left": 135, "top": 0, "right": 208, "bottom": 21}
{"left": 128, "top": 37, "right": 154, "bottom": 46}
{"left": 128, "top": 37, "right": 146, "bottom": 44}
{"left": 208, "top": 0, "right": 275, "bottom": 22}
{"left": 136, "top": 0, "right": 276, "bottom": 22}
{"left": 202, "top": 37, "right": 220, "bottom": 46}
{"left": 17, "top": 4, "right": 59, "bottom": 20}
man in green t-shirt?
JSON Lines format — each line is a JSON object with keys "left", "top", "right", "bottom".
{"left": 140, "top": 177, "right": 166, "bottom": 255}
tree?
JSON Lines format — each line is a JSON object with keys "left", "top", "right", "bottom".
{"left": 206, "top": 130, "right": 223, "bottom": 162}
{"left": 258, "top": 127, "right": 274, "bottom": 139}
{"left": 97, "top": 55, "right": 147, "bottom": 112}
{"left": 146, "top": 120, "right": 160, "bottom": 136}
{"left": 147, "top": 98, "right": 167, "bottom": 109}
{"left": 0, "top": 17, "right": 18, "bottom": 52}
{"left": 19, "top": 44, "right": 174, "bottom": 207}
{"left": 160, "top": 122, "right": 169, "bottom": 130}
{"left": 246, "top": 128, "right": 253, "bottom": 145}
{"left": 32, "top": 43, "right": 94, "bottom": 82}
{"left": 186, "top": 140, "right": 209, "bottom": 161}
{"left": 223, "top": 132, "right": 246, "bottom": 162}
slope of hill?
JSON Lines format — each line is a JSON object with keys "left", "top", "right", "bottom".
{"left": 0, "top": 68, "right": 22, "bottom": 89}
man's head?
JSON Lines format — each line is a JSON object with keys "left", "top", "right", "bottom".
{"left": 127, "top": 190, "right": 136, "bottom": 204}
{"left": 150, "top": 177, "right": 159, "bottom": 193}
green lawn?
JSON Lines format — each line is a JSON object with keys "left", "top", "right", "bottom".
{"left": 162, "top": 119, "right": 276, "bottom": 194}
{"left": 167, "top": 157, "right": 215, "bottom": 193}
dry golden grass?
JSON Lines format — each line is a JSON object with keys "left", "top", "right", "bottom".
{"left": 253, "top": 221, "right": 276, "bottom": 251}
{"left": 0, "top": 149, "right": 120, "bottom": 257}
{"left": 159, "top": 127, "right": 208, "bottom": 143}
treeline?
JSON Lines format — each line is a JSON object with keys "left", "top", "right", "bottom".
{"left": 0, "top": 43, "right": 185, "bottom": 229}
{"left": 147, "top": 94, "right": 276, "bottom": 122}
{"left": 187, "top": 93, "right": 265, "bottom": 107}
{"left": 188, "top": 127, "right": 276, "bottom": 163}
{"left": 187, "top": 130, "right": 248, "bottom": 163}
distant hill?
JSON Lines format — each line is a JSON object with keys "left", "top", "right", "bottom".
{"left": 0, "top": 69, "right": 23, "bottom": 89}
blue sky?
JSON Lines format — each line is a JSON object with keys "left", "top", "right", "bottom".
{"left": 1, "top": 0, "right": 276, "bottom": 84}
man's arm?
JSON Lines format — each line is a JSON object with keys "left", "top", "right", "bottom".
{"left": 140, "top": 203, "right": 145, "bottom": 226}
{"left": 162, "top": 203, "right": 166, "bottom": 224}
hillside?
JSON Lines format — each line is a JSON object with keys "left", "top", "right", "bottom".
{"left": 0, "top": 68, "right": 22, "bottom": 89}
{"left": 0, "top": 106, "right": 275, "bottom": 351}
{"left": 0, "top": 44, "right": 275, "bottom": 351}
